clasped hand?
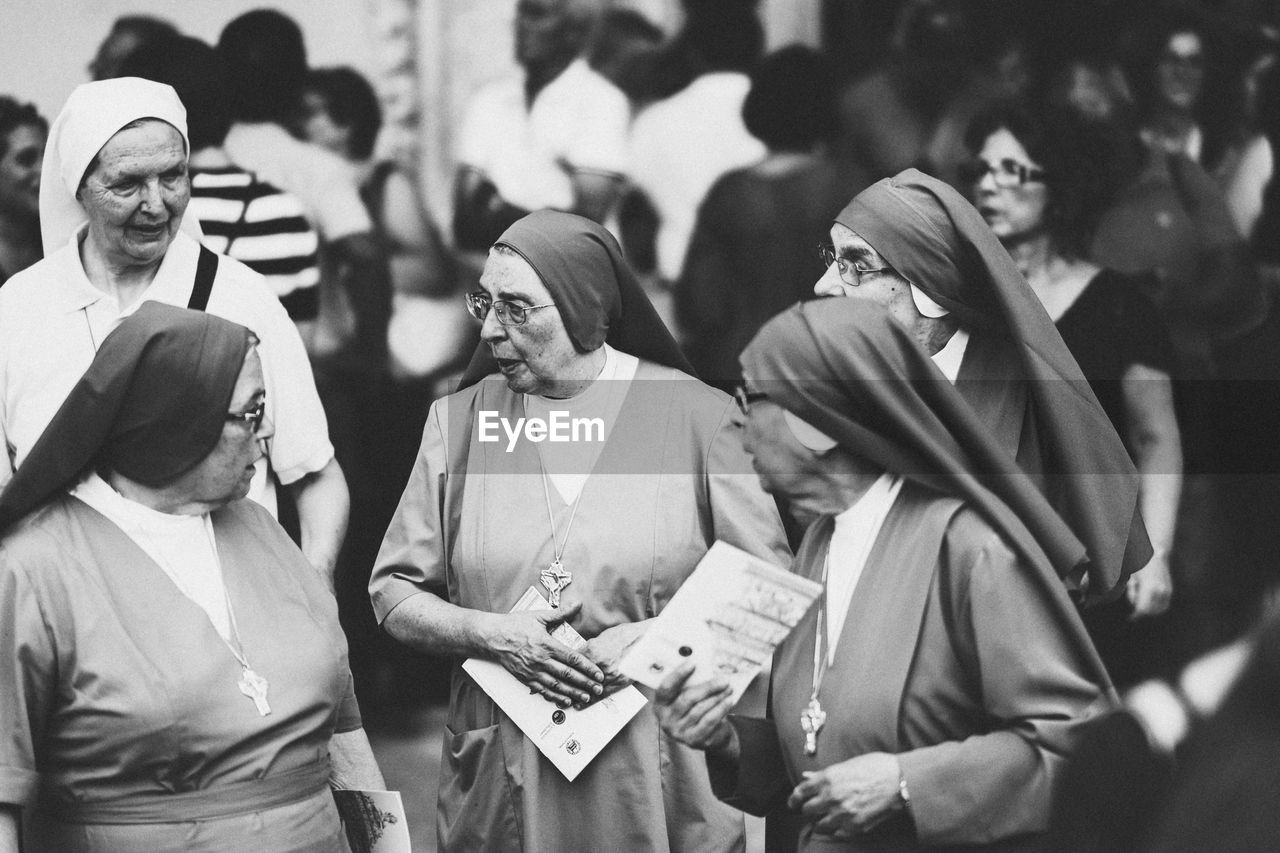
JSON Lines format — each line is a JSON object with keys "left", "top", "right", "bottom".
{"left": 788, "top": 752, "right": 904, "bottom": 837}
{"left": 488, "top": 602, "right": 604, "bottom": 708}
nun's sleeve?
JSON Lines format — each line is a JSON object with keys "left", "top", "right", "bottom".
{"left": 0, "top": 546, "right": 56, "bottom": 809}
{"left": 369, "top": 398, "right": 453, "bottom": 623}
{"left": 896, "top": 517, "right": 1112, "bottom": 846}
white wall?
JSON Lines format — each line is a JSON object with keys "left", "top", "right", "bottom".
{"left": 1, "top": 0, "right": 380, "bottom": 122}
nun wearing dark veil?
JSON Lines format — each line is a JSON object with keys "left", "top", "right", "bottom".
{"left": 369, "top": 210, "right": 788, "bottom": 852}
{"left": 815, "top": 168, "right": 1150, "bottom": 605}
{"left": 0, "top": 302, "right": 381, "bottom": 853}
{"left": 656, "top": 298, "right": 1115, "bottom": 852}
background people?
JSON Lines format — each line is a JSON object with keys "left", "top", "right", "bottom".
{"left": 452, "top": 0, "right": 628, "bottom": 251}
{"left": 0, "top": 97, "right": 45, "bottom": 285}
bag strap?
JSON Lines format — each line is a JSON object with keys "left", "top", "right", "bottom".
{"left": 187, "top": 245, "right": 219, "bottom": 312}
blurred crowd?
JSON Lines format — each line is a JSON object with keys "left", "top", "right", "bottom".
{"left": 4, "top": 0, "right": 1280, "bottom": 845}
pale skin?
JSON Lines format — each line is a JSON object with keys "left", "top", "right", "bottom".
{"left": 656, "top": 399, "right": 906, "bottom": 836}
{"left": 0, "top": 352, "right": 381, "bottom": 848}
{"left": 77, "top": 120, "right": 350, "bottom": 582}
{"left": 973, "top": 127, "right": 1180, "bottom": 617}
{"left": 382, "top": 248, "right": 647, "bottom": 706}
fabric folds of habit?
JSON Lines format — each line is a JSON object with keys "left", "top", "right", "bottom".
{"left": 458, "top": 210, "right": 693, "bottom": 387}
{"left": 835, "top": 168, "right": 1149, "bottom": 602}
{"left": 0, "top": 302, "right": 251, "bottom": 530}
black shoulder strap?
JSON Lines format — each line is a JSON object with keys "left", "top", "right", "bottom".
{"left": 187, "top": 245, "right": 219, "bottom": 312}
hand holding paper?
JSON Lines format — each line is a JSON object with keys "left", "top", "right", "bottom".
{"left": 619, "top": 541, "right": 821, "bottom": 703}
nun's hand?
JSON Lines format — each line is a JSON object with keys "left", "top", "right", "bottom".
{"left": 788, "top": 752, "right": 903, "bottom": 837}
{"left": 654, "top": 661, "right": 738, "bottom": 759}
{"left": 582, "top": 621, "right": 645, "bottom": 695}
{"left": 486, "top": 602, "right": 604, "bottom": 709}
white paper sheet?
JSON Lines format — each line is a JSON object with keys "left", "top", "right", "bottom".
{"left": 462, "top": 587, "right": 648, "bottom": 781}
{"left": 619, "top": 541, "right": 822, "bottom": 701}
{"left": 333, "top": 788, "right": 413, "bottom": 853}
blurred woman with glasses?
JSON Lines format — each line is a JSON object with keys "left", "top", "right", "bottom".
{"left": 965, "top": 100, "right": 1183, "bottom": 687}
{"left": 370, "top": 209, "right": 789, "bottom": 852}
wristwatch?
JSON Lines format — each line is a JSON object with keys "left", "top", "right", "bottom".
{"left": 897, "top": 772, "right": 912, "bottom": 811}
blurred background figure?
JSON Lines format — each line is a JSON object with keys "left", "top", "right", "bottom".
{"left": 87, "top": 14, "right": 178, "bottom": 81}
{"left": 625, "top": 0, "right": 766, "bottom": 288}
{"left": 301, "top": 63, "right": 470, "bottom": 714}
{"left": 218, "top": 9, "right": 389, "bottom": 373}
{"left": 964, "top": 101, "right": 1183, "bottom": 687}
{"left": 302, "top": 65, "right": 469, "bottom": 386}
{"left": 832, "top": 0, "right": 979, "bottom": 179}
{"left": 119, "top": 36, "right": 323, "bottom": 347}
{"left": 0, "top": 97, "right": 46, "bottom": 286}
{"left": 452, "top": 0, "right": 628, "bottom": 251}
{"left": 676, "top": 45, "right": 868, "bottom": 387}
{"left": 584, "top": 6, "right": 665, "bottom": 107}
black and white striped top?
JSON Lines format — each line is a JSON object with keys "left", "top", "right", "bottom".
{"left": 189, "top": 167, "right": 321, "bottom": 322}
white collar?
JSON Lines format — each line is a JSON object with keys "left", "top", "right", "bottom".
{"left": 930, "top": 327, "right": 970, "bottom": 384}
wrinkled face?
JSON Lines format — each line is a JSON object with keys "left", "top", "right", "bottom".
{"left": 78, "top": 120, "right": 189, "bottom": 267}
{"left": 169, "top": 348, "right": 272, "bottom": 508}
{"left": 515, "top": 0, "right": 574, "bottom": 68}
{"left": 300, "top": 90, "right": 350, "bottom": 158}
{"left": 734, "top": 394, "right": 844, "bottom": 521}
{"left": 1155, "top": 31, "right": 1205, "bottom": 112}
{"left": 0, "top": 123, "right": 45, "bottom": 219}
{"left": 970, "top": 127, "right": 1049, "bottom": 243}
{"left": 814, "top": 223, "right": 919, "bottom": 331}
{"left": 478, "top": 249, "right": 590, "bottom": 396}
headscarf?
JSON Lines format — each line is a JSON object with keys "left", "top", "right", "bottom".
{"left": 836, "top": 168, "right": 1149, "bottom": 603}
{"left": 39, "top": 77, "right": 200, "bottom": 254}
{"left": 0, "top": 302, "right": 252, "bottom": 531}
{"left": 458, "top": 210, "right": 693, "bottom": 388}
{"left": 740, "top": 299, "right": 1111, "bottom": 689}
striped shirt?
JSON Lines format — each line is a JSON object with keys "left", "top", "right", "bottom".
{"left": 189, "top": 167, "right": 321, "bottom": 321}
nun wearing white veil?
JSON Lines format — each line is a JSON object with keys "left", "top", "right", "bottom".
{"left": 0, "top": 76, "right": 347, "bottom": 579}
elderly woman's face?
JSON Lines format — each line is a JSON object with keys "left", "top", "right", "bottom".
{"left": 78, "top": 119, "right": 189, "bottom": 267}
{"left": 168, "top": 348, "right": 272, "bottom": 508}
{"left": 970, "top": 127, "right": 1048, "bottom": 244}
{"left": 814, "top": 224, "right": 919, "bottom": 330}
{"left": 477, "top": 249, "right": 587, "bottom": 397}
{"left": 734, "top": 392, "right": 847, "bottom": 522}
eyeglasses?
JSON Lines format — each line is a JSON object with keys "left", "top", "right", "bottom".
{"left": 734, "top": 385, "right": 768, "bottom": 416}
{"left": 227, "top": 400, "right": 267, "bottom": 431}
{"left": 959, "top": 157, "right": 1046, "bottom": 188}
{"left": 465, "top": 292, "right": 556, "bottom": 326}
{"left": 818, "top": 244, "right": 892, "bottom": 288}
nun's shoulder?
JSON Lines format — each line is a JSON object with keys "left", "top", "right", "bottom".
{"left": 0, "top": 242, "right": 80, "bottom": 313}
{"left": 634, "top": 360, "right": 734, "bottom": 411}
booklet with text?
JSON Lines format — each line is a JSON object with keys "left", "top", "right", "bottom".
{"left": 619, "top": 541, "right": 822, "bottom": 702}
{"left": 462, "top": 586, "right": 648, "bottom": 781}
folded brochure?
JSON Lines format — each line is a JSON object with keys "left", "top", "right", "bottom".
{"left": 619, "top": 541, "right": 822, "bottom": 702}
{"left": 462, "top": 586, "right": 648, "bottom": 781}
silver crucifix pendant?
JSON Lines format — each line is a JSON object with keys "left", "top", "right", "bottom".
{"left": 539, "top": 559, "right": 573, "bottom": 607}
{"left": 800, "top": 696, "right": 826, "bottom": 756}
{"left": 238, "top": 667, "right": 272, "bottom": 716}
